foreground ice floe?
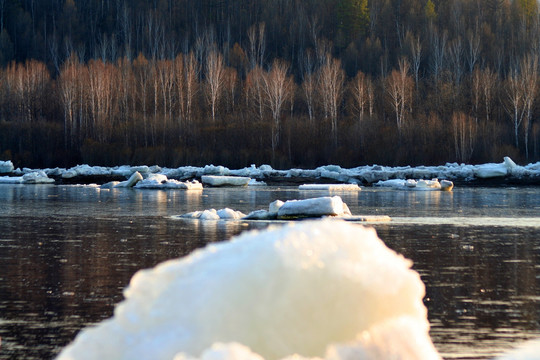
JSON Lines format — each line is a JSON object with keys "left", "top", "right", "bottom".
{"left": 56, "top": 220, "right": 440, "bottom": 360}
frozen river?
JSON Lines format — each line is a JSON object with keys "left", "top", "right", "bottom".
{"left": 1, "top": 184, "right": 540, "bottom": 359}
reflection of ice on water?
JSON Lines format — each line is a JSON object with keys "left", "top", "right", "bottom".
{"left": 56, "top": 220, "right": 440, "bottom": 360}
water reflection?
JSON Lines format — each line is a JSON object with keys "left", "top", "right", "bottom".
{"left": 0, "top": 185, "right": 539, "bottom": 359}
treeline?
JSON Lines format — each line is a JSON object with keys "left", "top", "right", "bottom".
{"left": 1, "top": 0, "right": 540, "bottom": 168}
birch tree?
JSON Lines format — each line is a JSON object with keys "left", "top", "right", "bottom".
{"left": 262, "top": 59, "right": 293, "bottom": 157}
{"left": 386, "top": 58, "right": 413, "bottom": 136}
{"left": 204, "top": 50, "right": 225, "bottom": 122}
{"left": 317, "top": 55, "right": 345, "bottom": 147}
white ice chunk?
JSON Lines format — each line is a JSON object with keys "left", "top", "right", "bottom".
{"left": 374, "top": 179, "right": 451, "bottom": 191}
{"left": 440, "top": 180, "right": 454, "bottom": 191}
{"left": 494, "top": 338, "right": 540, "bottom": 360}
{"left": 199, "top": 209, "right": 220, "bottom": 220}
{"left": 269, "top": 200, "right": 284, "bottom": 214}
{"left": 373, "top": 179, "right": 407, "bottom": 188}
{"left": 216, "top": 208, "right": 246, "bottom": 219}
{"left": 22, "top": 171, "right": 55, "bottom": 184}
{"left": 277, "top": 196, "right": 347, "bottom": 218}
{"left": 201, "top": 175, "right": 251, "bottom": 187}
{"left": 242, "top": 209, "right": 275, "bottom": 220}
{"left": 179, "top": 211, "right": 204, "bottom": 219}
{"left": 247, "top": 179, "right": 267, "bottom": 186}
{"left": 0, "top": 176, "right": 23, "bottom": 184}
{"left": 173, "top": 343, "right": 264, "bottom": 360}
{"left": 299, "top": 184, "right": 361, "bottom": 191}
{"left": 0, "top": 160, "right": 14, "bottom": 173}
{"left": 56, "top": 219, "right": 437, "bottom": 360}
{"left": 474, "top": 162, "right": 508, "bottom": 178}
{"left": 114, "top": 172, "right": 143, "bottom": 188}
{"left": 134, "top": 175, "right": 203, "bottom": 190}
{"left": 415, "top": 179, "right": 442, "bottom": 190}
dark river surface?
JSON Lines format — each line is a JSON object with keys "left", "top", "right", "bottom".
{"left": 1, "top": 184, "right": 540, "bottom": 359}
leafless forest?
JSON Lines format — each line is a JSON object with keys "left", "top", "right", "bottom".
{"left": 1, "top": 0, "right": 539, "bottom": 168}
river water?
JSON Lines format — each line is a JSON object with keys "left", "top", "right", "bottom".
{"left": 0, "top": 184, "right": 539, "bottom": 359}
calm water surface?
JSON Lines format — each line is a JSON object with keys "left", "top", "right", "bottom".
{"left": 1, "top": 184, "right": 540, "bottom": 359}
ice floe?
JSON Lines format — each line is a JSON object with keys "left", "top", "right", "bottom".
{"left": 55, "top": 219, "right": 439, "bottom": 360}
{"left": 0, "top": 160, "right": 14, "bottom": 173}
{"left": 134, "top": 174, "right": 203, "bottom": 190}
{"left": 177, "top": 196, "right": 390, "bottom": 222}
{"left": 180, "top": 208, "right": 247, "bottom": 220}
{"left": 3, "top": 156, "right": 539, "bottom": 186}
{"left": 201, "top": 175, "right": 251, "bottom": 187}
{"left": 0, "top": 170, "right": 54, "bottom": 184}
{"left": 298, "top": 184, "right": 361, "bottom": 191}
{"left": 374, "top": 178, "right": 454, "bottom": 191}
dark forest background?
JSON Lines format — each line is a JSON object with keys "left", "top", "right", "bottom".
{"left": 1, "top": 0, "right": 540, "bottom": 169}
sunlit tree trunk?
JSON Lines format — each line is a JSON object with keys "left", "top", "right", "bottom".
{"left": 204, "top": 50, "right": 225, "bottom": 122}
{"left": 386, "top": 58, "right": 413, "bottom": 137}
{"left": 317, "top": 55, "right": 344, "bottom": 148}
{"left": 262, "top": 59, "right": 293, "bottom": 160}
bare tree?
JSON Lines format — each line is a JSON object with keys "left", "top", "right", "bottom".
{"left": 350, "top": 71, "right": 370, "bottom": 123}
{"left": 386, "top": 58, "right": 413, "bottom": 136}
{"left": 406, "top": 32, "right": 422, "bottom": 89}
{"left": 184, "top": 52, "right": 200, "bottom": 127}
{"left": 504, "top": 55, "right": 538, "bottom": 158}
{"left": 174, "top": 54, "right": 186, "bottom": 127}
{"left": 317, "top": 55, "right": 345, "bottom": 147}
{"left": 466, "top": 29, "right": 480, "bottom": 74}
{"left": 59, "top": 55, "right": 78, "bottom": 147}
{"left": 448, "top": 36, "right": 464, "bottom": 85}
{"left": 204, "top": 50, "right": 225, "bottom": 122}
{"left": 134, "top": 53, "right": 151, "bottom": 146}
{"left": 429, "top": 28, "right": 447, "bottom": 83}
{"left": 244, "top": 65, "right": 266, "bottom": 122}
{"left": 262, "top": 59, "right": 294, "bottom": 158}
{"left": 300, "top": 49, "right": 316, "bottom": 123}
{"left": 247, "top": 22, "right": 266, "bottom": 69}
{"left": 521, "top": 55, "right": 538, "bottom": 159}
{"left": 223, "top": 67, "right": 238, "bottom": 113}
{"left": 473, "top": 67, "right": 497, "bottom": 123}
{"left": 452, "top": 112, "right": 477, "bottom": 163}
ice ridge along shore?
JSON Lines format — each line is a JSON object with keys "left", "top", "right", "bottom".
{"left": 1, "top": 156, "right": 539, "bottom": 185}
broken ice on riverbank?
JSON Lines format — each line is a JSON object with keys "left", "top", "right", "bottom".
{"left": 0, "top": 170, "right": 54, "bottom": 184}
{"left": 2, "top": 156, "right": 539, "bottom": 186}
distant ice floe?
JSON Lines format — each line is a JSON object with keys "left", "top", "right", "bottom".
{"left": 201, "top": 175, "right": 251, "bottom": 187}
{"left": 100, "top": 172, "right": 203, "bottom": 190}
{"left": 134, "top": 174, "right": 203, "bottom": 190}
{"left": 3, "top": 156, "right": 539, "bottom": 186}
{"left": 0, "top": 170, "right": 54, "bottom": 184}
{"left": 177, "top": 196, "right": 390, "bottom": 222}
{"left": 298, "top": 184, "right": 361, "bottom": 191}
{"left": 0, "top": 160, "right": 14, "bottom": 173}
{"left": 374, "top": 178, "right": 454, "bottom": 191}
{"left": 55, "top": 219, "right": 440, "bottom": 360}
